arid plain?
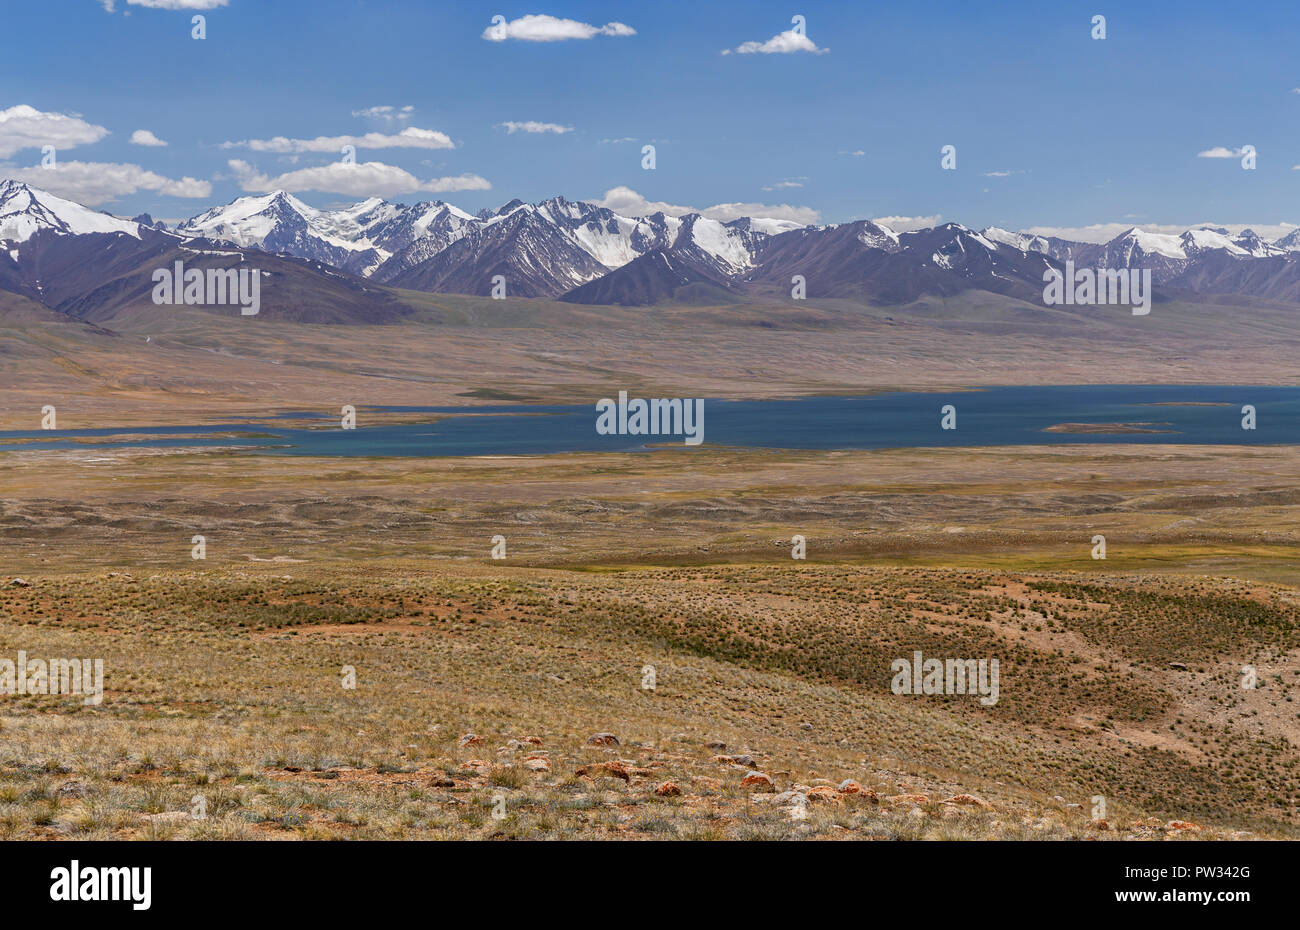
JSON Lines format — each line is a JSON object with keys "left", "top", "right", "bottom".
{"left": 1, "top": 289, "right": 1298, "bottom": 839}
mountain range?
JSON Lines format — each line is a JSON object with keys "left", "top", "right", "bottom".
{"left": 7, "top": 178, "right": 1300, "bottom": 320}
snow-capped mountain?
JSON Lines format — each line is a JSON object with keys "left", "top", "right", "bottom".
{"left": 1270, "top": 228, "right": 1300, "bottom": 253}
{"left": 0, "top": 180, "right": 143, "bottom": 245}
{"left": 379, "top": 200, "right": 615, "bottom": 297}
{"left": 176, "top": 191, "right": 800, "bottom": 297}
{"left": 1229, "top": 228, "right": 1284, "bottom": 258}
{"left": 10, "top": 178, "right": 1300, "bottom": 312}
{"left": 176, "top": 191, "right": 389, "bottom": 276}
{"left": 981, "top": 227, "right": 1050, "bottom": 254}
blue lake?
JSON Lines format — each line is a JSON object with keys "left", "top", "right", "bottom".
{"left": 0, "top": 385, "right": 1295, "bottom": 457}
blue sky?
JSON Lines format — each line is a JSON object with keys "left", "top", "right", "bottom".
{"left": 5, "top": 0, "right": 1300, "bottom": 240}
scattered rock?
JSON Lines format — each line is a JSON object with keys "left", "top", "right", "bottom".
{"left": 706, "top": 740, "right": 727, "bottom": 750}
{"left": 458, "top": 733, "right": 485, "bottom": 748}
{"left": 1089, "top": 819, "right": 1111, "bottom": 831}
{"left": 740, "top": 771, "right": 775, "bottom": 791}
{"left": 806, "top": 786, "right": 839, "bottom": 803}
{"left": 1167, "top": 820, "right": 1203, "bottom": 833}
{"left": 938, "top": 803, "right": 969, "bottom": 820}
{"left": 576, "top": 761, "right": 630, "bottom": 781}
{"left": 654, "top": 781, "right": 682, "bottom": 797}
{"left": 56, "top": 781, "right": 90, "bottom": 798}
{"left": 712, "top": 753, "right": 756, "bottom": 768}
{"left": 837, "top": 779, "right": 863, "bottom": 795}
{"left": 586, "top": 732, "right": 619, "bottom": 746}
{"left": 944, "top": 794, "right": 994, "bottom": 812}
{"left": 428, "top": 775, "right": 455, "bottom": 788}
{"left": 887, "top": 794, "right": 930, "bottom": 807}
{"left": 523, "top": 758, "right": 549, "bottom": 772}
{"left": 9, "top": 578, "right": 31, "bottom": 587}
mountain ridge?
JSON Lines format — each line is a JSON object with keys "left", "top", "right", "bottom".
{"left": 6, "top": 178, "right": 1300, "bottom": 313}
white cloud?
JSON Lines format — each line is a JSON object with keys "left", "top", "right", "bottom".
{"left": 983, "top": 169, "right": 1026, "bottom": 177}
{"left": 595, "top": 185, "right": 819, "bottom": 224}
{"left": 129, "top": 129, "right": 168, "bottom": 147}
{"left": 228, "top": 159, "right": 490, "bottom": 197}
{"left": 1197, "top": 146, "right": 1245, "bottom": 158}
{"left": 761, "top": 178, "right": 806, "bottom": 191}
{"left": 493, "top": 121, "right": 572, "bottom": 134}
{"left": 600, "top": 137, "right": 638, "bottom": 144}
{"left": 222, "top": 126, "right": 455, "bottom": 153}
{"left": 701, "top": 201, "right": 820, "bottom": 224}
{"left": 873, "top": 214, "right": 942, "bottom": 232}
{"left": 0, "top": 105, "right": 109, "bottom": 158}
{"left": 482, "top": 14, "right": 635, "bottom": 42}
{"left": 839, "top": 149, "right": 866, "bottom": 157}
{"left": 723, "top": 30, "right": 827, "bottom": 55}
{"left": 2, "top": 160, "right": 210, "bottom": 205}
{"left": 351, "top": 105, "right": 414, "bottom": 122}
{"left": 124, "top": 0, "right": 228, "bottom": 8}
{"left": 1020, "top": 221, "right": 1300, "bottom": 243}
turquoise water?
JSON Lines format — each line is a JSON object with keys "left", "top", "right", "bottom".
{"left": 0, "top": 385, "right": 1293, "bottom": 457}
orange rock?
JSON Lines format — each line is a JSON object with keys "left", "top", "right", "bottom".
{"left": 1089, "top": 819, "right": 1111, "bottom": 831}
{"left": 837, "top": 779, "right": 863, "bottom": 795}
{"left": 944, "top": 794, "right": 994, "bottom": 811}
{"left": 1167, "top": 820, "right": 1203, "bottom": 832}
{"left": 521, "top": 736, "right": 543, "bottom": 745}
{"left": 887, "top": 794, "right": 930, "bottom": 806}
{"left": 576, "top": 761, "right": 630, "bottom": 781}
{"left": 712, "top": 753, "right": 756, "bottom": 768}
{"left": 586, "top": 732, "right": 620, "bottom": 746}
{"left": 806, "top": 785, "right": 839, "bottom": 803}
{"left": 740, "top": 771, "right": 775, "bottom": 791}
{"left": 654, "top": 781, "right": 682, "bottom": 797}
{"left": 458, "top": 733, "right": 485, "bottom": 747}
